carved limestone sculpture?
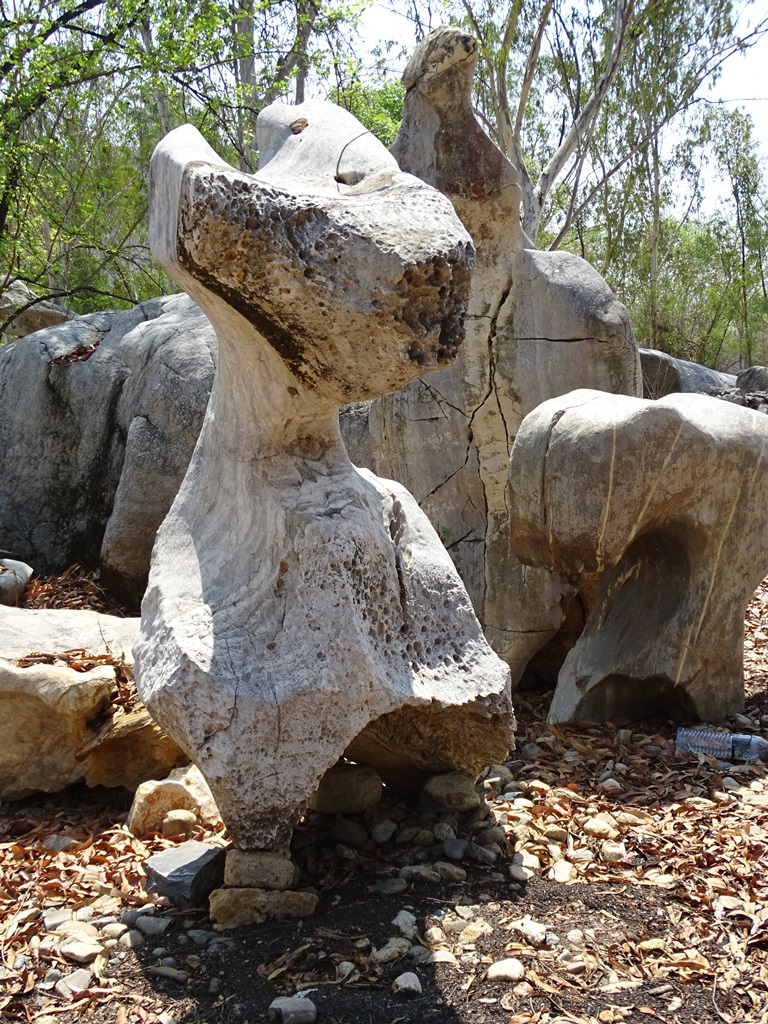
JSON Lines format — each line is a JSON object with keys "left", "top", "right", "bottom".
{"left": 134, "top": 101, "right": 513, "bottom": 851}
{"left": 508, "top": 389, "right": 768, "bottom": 723}
{"left": 368, "top": 26, "right": 641, "bottom": 683}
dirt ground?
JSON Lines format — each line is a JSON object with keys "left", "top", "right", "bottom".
{"left": 2, "top": 578, "right": 768, "bottom": 1024}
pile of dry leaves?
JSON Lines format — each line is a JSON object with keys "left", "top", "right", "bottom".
{"left": 0, "top": 577, "right": 767, "bottom": 1024}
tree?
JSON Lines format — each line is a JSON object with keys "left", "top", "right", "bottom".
{"left": 0, "top": 0, "right": 365, "bottom": 328}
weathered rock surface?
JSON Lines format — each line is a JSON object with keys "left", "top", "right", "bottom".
{"left": 508, "top": 389, "right": 768, "bottom": 723}
{"left": 135, "top": 102, "right": 513, "bottom": 851}
{"left": 0, "top": 292, "right": 215, "bottom": 605}
{"left": 0, "top": 279, "right": 75, "bottom": 338}
{"left": 369, "top": 26, "right": 640, "bottom": 683}
{"left": 127, "top": 764, "right": 219, "bottom": 836}
{"left": 639, "top": 347, "right": 736, "bottom": 398}
{"left": 737, "top": 366, "right": 768, "bottom": 393}
{"left": 0, "top": 608, "right": 182, "bottom": 799}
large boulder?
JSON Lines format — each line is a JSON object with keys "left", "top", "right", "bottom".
{"left": 0, "top": 293, "right": 215, "bottom": 605}
{"left": 0, "top": 608, "right": 184, "bottom": 800}
{"left": 134, "top": 103, "right": 513, "bottom": 852}
{"left": 508, "top": 389, "right": 768, "bottom": 723}
{"left": 368, "top": 27, "right": 640, "bottom": 683}
{"left": 639, "top": 347, "right": 736, "bottom": 397}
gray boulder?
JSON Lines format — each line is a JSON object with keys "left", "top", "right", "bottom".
{"left": 368, "top": 26, "right": 640, "bottom": 683}
{"left": 736, "top": 366, "right": 768, "bottom": 394}
{"left": 639, "top": 347, "right": 735, "bottom": 398}
{"left": 0, "top": 293, "right": 215, "bottom": 605}
{"left": 509, "top": 389, "right": 768, "bottom": 723}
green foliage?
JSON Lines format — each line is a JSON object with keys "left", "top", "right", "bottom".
{"left": 332, "top": 78, "right": 404, "bottom": 146}
{"left": 0, "top": 0, "right": 364, "bottom": 324}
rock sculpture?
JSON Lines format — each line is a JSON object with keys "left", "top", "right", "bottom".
{"left": 0, "top": 293, "right": 215, "bottom": 605}
{"left": 368, "top": 26, "right": 641, "bottom": 682}
{"left": 135, "top": 101, "right": 513, "bottom": 852}
{"left": 508, "top": 389, "right": 768, "bottom": 723}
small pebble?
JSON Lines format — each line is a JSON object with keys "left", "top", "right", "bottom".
{"left": 486, "top": 957, "right": 525, "bottom": 982}
{"left": 267, "top": 995, "right": 318, "bottom": 1023}
{"left": 371, "top": 820, "right": 397, "bottom": 844}
{"left": 392, "top": 910, "right": 418, "bottom": 939}
{"left": 441, "top": 838, "right": 469, "bottom": 861}
{"left": 136, "top": 915, "right": 171, "bottom": 936}
{"left": 119, "top": 929, "right": 145, "bottom": 949}
{"left": 373, "top": 878, "right": 407, "bottom": 897}
{"left": 391, "top": 971, "right": 422, "bottom": 996}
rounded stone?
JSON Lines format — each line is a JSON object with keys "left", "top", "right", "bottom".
{"left": 161, "top": 809, "right": 198, "bottom": 839}
{"left": 309, "top": 764, "right": 383, "bottom": 815}
{"left": 487, "top": 957, "right": 525, "bottom": 982}
{"left": 420, "top": 772, "right": 481, "bottom": 813}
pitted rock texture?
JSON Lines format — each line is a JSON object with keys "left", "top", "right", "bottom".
{"left": 368, "top": 26, "right": 641, "bottom": 684}
{"left": 0, "top": 293, "right": 215, "bottom": 605}
{"left": 135, "top": 102, "right": 513, "bottom": 852}
{"left": 508, "top": 389, "right": 768, "bottom": 723}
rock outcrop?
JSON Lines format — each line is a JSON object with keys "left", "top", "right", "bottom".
{"left": 0, "top": 293, "right": 215, "bottom": 605}
{"left": 0, "top": 609, "right": 183, "bottom": 799}
{"left": 134, "top": 102, "right": 513, "bottom": 852}
{"left": 368, "top": 26, "right": 641, "bottom": 683}
{"left": 508, "top": 389, "right": 768, "bottom": 723}
{"left": 639, "top": 347, "right": 736, "bottom": 398}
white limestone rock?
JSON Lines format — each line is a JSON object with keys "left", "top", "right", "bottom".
{"left": 135, "top": 102, "right": 513, "bottom": 851}
{"left": 127, "top": 764, "right": 220, "bottom": 837}
{"left": 509, "top": 389, "right": 768, "bottom": 723}
{"left": 369, "top": 26, "right": 640, "bottom": 683}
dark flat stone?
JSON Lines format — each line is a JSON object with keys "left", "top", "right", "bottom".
{"left": 144, "top": 841, "right": 225, "bottom": 908}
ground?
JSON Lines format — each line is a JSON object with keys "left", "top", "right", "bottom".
{"left": 2, "top": 576, "right": 768, "bottom": 1024}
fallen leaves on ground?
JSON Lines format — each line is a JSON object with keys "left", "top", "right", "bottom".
{"left": 1, "top": 579, "right": 768, "bottom": 1023}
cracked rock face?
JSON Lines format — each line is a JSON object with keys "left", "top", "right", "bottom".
{"left": 135, "top": 102, "right": 513, "bottom": 851}
{"left": 368, "top": 26, "right": 641, "bottom": 684}
{"left": 509, "top": 389, "right": 768, "bottom": 723}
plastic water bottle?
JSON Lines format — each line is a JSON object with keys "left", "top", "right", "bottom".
{"left": 675, "top": 727, "right": 768, "bottom": 762}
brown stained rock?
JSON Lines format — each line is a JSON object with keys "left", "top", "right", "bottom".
{"left": 209, "top": 887, "right": 319, "bottom": 930}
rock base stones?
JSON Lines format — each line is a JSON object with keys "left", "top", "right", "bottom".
{"left": 208, "top": 888, "right": 319, "bottom": 931}
{"left": 143, "top": 841, "right": 226, "bottom": 908}
{"left": 509, "top": 389, "right": 768, "bottom": 722}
